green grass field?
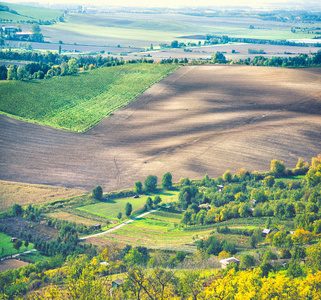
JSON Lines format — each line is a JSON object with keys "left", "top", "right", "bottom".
{"left": 0, "top": 64, "right": 179, "bottom": 132}
{"left": 0, "top": 2, "right": 62, "bottom": 22}
{"left": 77, "top": 190, "right": 179, "bottom": 220}
{"left": 0, "top": 232, "right": 34, "bottom": 258}
{"left": 97, "top": 210, "right": 252, "bottom": 252}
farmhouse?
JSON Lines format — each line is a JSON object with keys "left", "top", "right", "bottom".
{"left": 112, "top": 278, "right": 123, "bottom": 289}
{"left": 10, "top": 237, "right": 17, "bottom": 243}
{"left": 199, "top": 203, "right": 211, "bottom": 209}
{"left": 217, "top": 185, "right": 224, "bottom": 192}
{"left": 1, "top": 26, "right": 17, "bottom": 34}
{"left": 262, "top": 229, "right": 271, "bottom": 237}
{"left": 93, "top": 224, "right": 101, "bottom": 230}
{"left": 219, "top": 257, "right": 240, "bottom": 269}
{"left": 16, "top": 32, "right": 32, "bottom": 39}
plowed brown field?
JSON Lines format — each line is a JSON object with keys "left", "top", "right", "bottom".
{"left": 1, "top": 65, "right": 320, "bottom": 192}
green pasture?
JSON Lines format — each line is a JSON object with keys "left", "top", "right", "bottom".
{"left": 0, "top": 2, "right": 62, "bottom": 22}
{"left": 98, "top": 211, "right": 251, "bottom": 252}
{"left": 19, "top": 251, "right": 49, "bottom": 263}
{"left": 77, "top": 190, "right": 179, "bottom": 220}
{"left": 0, "top": 232, "right": 34, "bottom": 258}
{"left": 0, "top": 64, "right": 178, "bottom": 132}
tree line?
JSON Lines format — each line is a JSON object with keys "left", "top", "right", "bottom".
{"left": 212, "top": 49, "right": 321, "bottom": 68}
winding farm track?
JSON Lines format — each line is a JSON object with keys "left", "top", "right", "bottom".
{"left": 1, "top": 65, "right": 321, "bottom": 192}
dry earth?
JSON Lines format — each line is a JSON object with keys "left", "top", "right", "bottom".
{"left": 0, "top": 259, "right": 28, "bottom": 272}
{"left": 0, "top": 65, "right": 320, "bottom": 192}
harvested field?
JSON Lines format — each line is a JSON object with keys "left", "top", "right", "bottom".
{"left": 0, "top": 65, "right": 320, "bottom": 191}
{"left": 0, "top": 259, "right": 28, "bottom": 272}
{"left": 0, "top": 180, "right": 84, "bottom": 211}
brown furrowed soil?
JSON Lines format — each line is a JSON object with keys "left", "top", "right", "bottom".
{"left": 0, "top": 65, "right": 320, "bottom": 192}
{"left": 0, "top": 259, "right": 28, "bottom": 272}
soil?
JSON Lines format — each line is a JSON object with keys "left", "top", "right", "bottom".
{"left": 0, "top": 259, "right": 28, "bottom": 272}
{"left": 0, "top": 65, "right": 320, "bottom": 192}
{"left": 0, "top": 218, "right": 59, "bottom": 242}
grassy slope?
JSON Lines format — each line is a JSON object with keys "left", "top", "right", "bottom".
{"left": 78, "top": 190, "right": 179, "bottom": 220}
{"left": 0, "top": 2, "right": 62, "bottom": 21}
{"left": 0, "top": 64, "right": 179, "bottom": 132}
{"left": 0, "top": 180, "right": 84, "bottom": 212}
{"left": 0, "top": 232, "right": 34, "bottom": 257}
{"left": 98, "top": 210, "right": 252, "bottom": 252}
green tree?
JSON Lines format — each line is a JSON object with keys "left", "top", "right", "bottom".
{"left": 265, "top": 217, "right": 272, "bottom": 229}
{"left": 134, "top": 181, "right": 143, "bottom": 194}
{"left": 144, "top": 175, "right": 158, "bottom": 192}
{"left": 146, "top": 197, "right": 153, "bottom": 209}
{"left": 181, "top": 211, "right": 192, "bottom": 227}
{"left": 68, "top": 58, "right": 78, "bottom": 75}
{"left": 162, "top": 172, "right": 172, "bottom": 190}
{"left": 251, "top": 189, "right": 268, "bottom": 203}
{"left": 30, "top": 23, "right": 41, "bottom": 34}
{"left": 275, "top": 202, "right": 285, "bottom": 219}
{"left": 13, "top": 239, "right": 23, "bottom": 252}
{"left": 270, "top": 159, "right": 286, "bottom": 177}
{"left": 92, "top": 185, "right": 103, "bottom": 200}
{"left": 17, "top": 66, "right": 28, "bottom": 81}
{"left": 154, "top": 195, "right": 162, "bottom": 206}
{"left": 7, "top": 65, "right": 17, "bottom": 80}
{"left": 240, "top": 254, "right": 256, "bottom": 269}
{"left": 125, "top": 202, "right": 132, "bottom": 217}
{"left": 271, "top": 231, "right": 287, "bottom": 247}
{"left": 212, "top": 51, "right": 226, "bottom": 63}
{"left": 260, "top": 261, "right": 274, "bottom": 277}
{"left": 24, "top": 240, "right": 29, "bottom": 249}
{"left": 222, "top": 170, "right": 232, "bottom": 183}
{"left": 125, "top": 248, "right": 144, "bottom": 266}
{"left": 306, "top": 242, "right": 321, "bottom": 272}
{"left": 285, "top": 203, "right": 296, "bottom": 218}
{"left": 264, "top": 175, "right": 275, "bottom": 187}
{"left": 117, "top": 212, "right": 122, "bottom": 220}
{"left": 12, "top": 204, "right": 22, "bottom": 216}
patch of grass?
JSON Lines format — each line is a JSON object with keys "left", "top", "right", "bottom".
{"left": 0, "top": 64, "right": 179, "bottom": 132}
{"left": 0, "top": 180, "right": 84, "bottom": 212}
{"left": 0, "top": 1, "right": 62, "bottom": 22}
{"left": 46, "top": 211, "right": 102, "bottom": 227}
{"left": 0, "top": 232, "right": 34, "bottom": 258}
{"left": 19, "top": 251, "right": 49, "bottom": 263}
{"left": 77, "top": 190, "right": 179, "bottom": 220}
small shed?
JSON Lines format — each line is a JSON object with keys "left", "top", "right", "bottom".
{"left": 93, "top": 224, "right": 101, "bottom": 230}
{"left": 199, "top": 203, "right": 211, "bottom": 209}
{"left": 112, "top": 278, "right": 123, "bottom": 289}
{"left": 217, "top": 185, "right": 224, "bottom": 192}
{"left": 100, "top": 261, "right": 109, "bottom": 266}
{"left": 10, "top": 237, "right": 17, "bottom": 243}
{"left": 262, "top": 229, "right": 271, "bottom": 237}
{"left": 251, "top": 199, "right": 257, "bottom": 205}
{"left": 219, "top": 257, "right": 240, "bottom": 269}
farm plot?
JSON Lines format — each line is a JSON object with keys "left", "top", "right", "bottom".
{"left": 0, "top": 65, "right": 321, "bottom": 192}
{"left": 0, "top": 259, "right": 29, "bottom": 272}
{"left": 93, "top": 211, "right": 251, "bottom": 252}
{"left": 0, "top": 232, "right": 34, "bottom": 258}
{"left": 0, "top": 64, "right": 178, "bottom": 132}
{"left": 0, "top": 180, "right": 84, "bottom": 212}
{"left": 77, "top": 190, "right": 179, "bottom": 220}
